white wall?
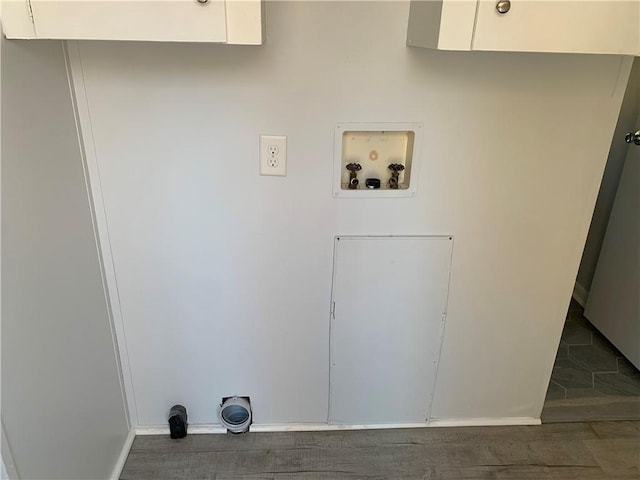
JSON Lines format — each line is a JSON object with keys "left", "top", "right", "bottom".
{"left": 1, "top": 38, "right": 129, "bottom": 478}
{"left": 73, "top": 1, "right": 630, "bottom": 426}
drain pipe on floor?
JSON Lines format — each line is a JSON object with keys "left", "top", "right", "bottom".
{"left": 219, "top": 396, "right": 252, "bottom": 434}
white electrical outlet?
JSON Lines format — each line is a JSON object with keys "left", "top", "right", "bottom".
{"left": 260, "top": 135, "right": 287, "bottom": 176}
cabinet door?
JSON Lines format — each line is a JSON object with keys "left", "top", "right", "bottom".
{"left": 473, "top": 1, "right": 639, "bottom": 55}
{"left": 329, "top": 236, "right": 452, "bottom": 425}
{"left": 30, "top": 0, "right": 228, "bottom": 42}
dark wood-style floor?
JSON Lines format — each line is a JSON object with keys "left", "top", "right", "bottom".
{"left": 121, "top": 420, "right": 640, "bottom": 479}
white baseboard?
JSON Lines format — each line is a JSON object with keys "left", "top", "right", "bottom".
{"left": 573, "top": 282, "right": 589, "bottom": 307}
{"left": 134, "top": 422, "right": 432, "bottom": 435}
{"left": 110, "top": 428, "right": 136, "bottom": 480}
{"left": 133, "top": 417, "right": 541, "bottom": 436}
{"left": 134, "top": 425, "right": 225, "bottom": 435}
{"left": 253, "top": 422, "right": 436, "bottom": 432}
{"left": 428, "top": 417, "right": 541, "bottom": 427}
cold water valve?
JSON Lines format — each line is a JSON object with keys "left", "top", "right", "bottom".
{"left": 388, "top": 163, "right": 405, "bottom": 189}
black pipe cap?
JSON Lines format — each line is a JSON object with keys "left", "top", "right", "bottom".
{"left": 168, "top": 404, "right": 188, "bottom": 439}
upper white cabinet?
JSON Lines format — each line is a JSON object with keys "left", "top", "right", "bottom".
{"left": 0, "top": 0, "right": 263, "bottom": 44}
{"left": 407, "top": 0, "right": 640, "bottom": 56}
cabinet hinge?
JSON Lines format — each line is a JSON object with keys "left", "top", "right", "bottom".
{"left": 26, "top": 0, "right": 34, "bottom": 23}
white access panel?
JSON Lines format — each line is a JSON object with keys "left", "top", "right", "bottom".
{"left": 329, "top": 236, "right": 453, "bottom": 425}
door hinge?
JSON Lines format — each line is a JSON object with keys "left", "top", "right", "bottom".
{"left": 26, "top": 0, "right": 34, "bottom": 23}
{"left": 331, "top": 301, "right": 336, "bottom": 320}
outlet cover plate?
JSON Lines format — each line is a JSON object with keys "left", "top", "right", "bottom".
{"left": 260, "top": 135, "right": 287, "bottom": 176}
